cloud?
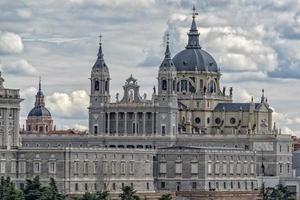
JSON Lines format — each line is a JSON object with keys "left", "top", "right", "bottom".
{"left": 0, "top": 59, "right": 38, "bottom": 76}
{"left": 0, "top": 31, "right": 23, "bottom": 54}
{"left": 16, "top": 9, "right": 32, "bottom": 19}
{"left": 62, "top": 124, "right": 88, "bottom": 131}
{"left": 46, "top": 90, "right": 89, "bottom": 119}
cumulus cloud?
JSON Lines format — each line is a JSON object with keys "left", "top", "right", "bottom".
{"left": 0, "top": 31, "right": 23, "bottom": 54}
{"left": 63, "top": 124, "right": 88, "bottom": 131}
{"left": 0, "top": 60, "right": 38, "bottom": 76}
{"left": 46, "top": 90, "right": 89, "bottom": 118}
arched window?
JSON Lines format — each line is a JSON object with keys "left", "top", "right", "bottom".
{"left": 94, "top": 80, "right": 99, "bottom": 91}
{"left": 162, "top": 79, "right": 167, "bottom": 91}
{"left": 105, "top": 80, "right": 108, "bottom": 92}
{"left": 180, "top": 80, "right": 188, "bottom": 92}
{"left": 173, "top": 80, "right": 176, "bottom": 91}
{"left": 209, "top": 80, "right": 216, "bottom": 93}
{"left": 200, "top": 79, "right": 204, "bottom": 89}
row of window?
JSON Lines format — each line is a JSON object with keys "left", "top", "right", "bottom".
{"left": 74, "top": 182, "right": 150, "bottom": 192}
{"left": 208, "top": 162, "right": 255, "bottom": 175}
{"left": 160, "top": 181, "right": 256, "bottom": 191}
{"left": 0, "top": 161, "right": 56, "bottom": 174}
{"left": 192, "top": 117, "right": 237, "bottom": 125}
{"left": 73, "top": 161, "right": 143, "bottom": 175}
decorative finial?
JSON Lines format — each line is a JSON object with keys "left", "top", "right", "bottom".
{"left": 251, "top": 96, "right": 254, "bottom": 102}
{"left": 166, "top": 32, "right": 170, "bottom": 45}
{"left": 99, "top": 33, "right": 102, "bottom": 45}
{"left": 39, "top": 76, "right": 42, "bottom": 91}
{"left": 261, "top": 89, "right": 265, "bottom": 103}
{"left": 192, "top": 5, "right": 198, "bottom": 19}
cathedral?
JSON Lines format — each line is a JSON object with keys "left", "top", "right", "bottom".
{"left": 0, "top": 7, "right": 299, "bottom": 199}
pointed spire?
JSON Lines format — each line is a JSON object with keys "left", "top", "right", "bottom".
{"left": 165, "top": 32, "right": 171, "bottom": 59}
{"left": 93, "top": 33, "right": 107, "bottom": 69}
{"left": 261, "top": 89, "right": 265, "bottom": 103}
{"left": 38, "top": 76, "right": 42, "bottom": 92}
{"left": 160, "top": 32, "right": 175, "bottom": 68}
{"left": 186, "top": 5, "right": 201, "bottom": 49}
{"left": 97, "top": 33, "right": 104, "bottom": 58}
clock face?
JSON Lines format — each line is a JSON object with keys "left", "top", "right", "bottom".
{"left": 253, "top": 142, "right": 274, "bottom": 151}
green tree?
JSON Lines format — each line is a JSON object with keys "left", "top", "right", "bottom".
{"left": 78, "top": 191, "right": 109, "bottom": 200}
{"left": 270, "top": 184, "right": 294, "bottom": 200}
{"left": 0, "top": 177, "right": 24, "bottom": 200}
{"left": 23, "top": 176, "right": 43, "bottom": 200}
{"left": 95, "top": 191, "right": 109, "bottom": 200}
{"left": 41, "top": 178, "right": 65, "bottom": 200}
{"left": 158, "top": 194, "right": 172, "bottom": 200}
{"left": 119, "top": 186, "right": 140, "bottom": 200}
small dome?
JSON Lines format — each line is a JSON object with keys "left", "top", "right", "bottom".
{"left": 28, "top": 106, "right": 51, "bottom": 117}
{"left": 172, "top": 48, "right": 218, "bottom": 72}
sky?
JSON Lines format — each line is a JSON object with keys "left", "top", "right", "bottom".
{"left": 0, "top": 0, "right": 300, "bottom": 135}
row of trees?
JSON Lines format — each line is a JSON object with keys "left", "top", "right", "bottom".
{"left": 261, "top": 183, "right": 295, "bottom": 200}
{"left": 0, "top": 176, "right": 173, "bottom": 200}
{"left": 0, "top": 176, "right": 64, "bottom": 200}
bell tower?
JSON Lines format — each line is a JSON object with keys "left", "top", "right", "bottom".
{"left": 156, "top": 34, "right": 178, "bottom": 136}
{"left": 89, "top": 34, "right": 110, "bottom": 135}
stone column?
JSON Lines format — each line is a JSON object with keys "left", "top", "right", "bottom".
{"left": 134, "top": 112, "right": 137, "bottom": 135}
{"left": 116, "top": 112, "right": 119, "bottom": 135}
{"left": 107, "top": 112, "right": 110, "bottom": 134}
{"left": 156, "top": 112, "right": 159, "bottom": 135}
{"left": 124, "top": 112, "right": 127, "bottom": 136}
{"left": 152, "top": 112, "right": 155, "bottom": 135}
{"left": 143, "top": 112, "right": 146, "bottom": 135}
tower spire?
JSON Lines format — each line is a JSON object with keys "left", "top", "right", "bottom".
{"left": 186, "top": 5, "right": 201, "bottom": 49}
{"left": 165, "top": 32, "right": 171, "bottom": 59}
{"left": 38, "top": 76, "right": 41, "bottom": 92}
{"left": 160, "top": 32, "right": 174, "bottom": 68}
{"left": 93, "top": 33, "right": 107, "bottom": 69}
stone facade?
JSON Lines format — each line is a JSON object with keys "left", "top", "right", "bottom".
{"left": 2, "top": 7, "right": 300, "bottom": 199}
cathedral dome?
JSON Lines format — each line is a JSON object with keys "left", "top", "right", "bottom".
{"left": 172, "top": 48, "right": 218, "bottom": 72}
{"left": 28, "top": 106, "right": 51, "bottom": 117}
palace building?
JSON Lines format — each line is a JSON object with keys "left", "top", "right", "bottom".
{"left": 0, "top": 7, "right": 299, "bottom": 199}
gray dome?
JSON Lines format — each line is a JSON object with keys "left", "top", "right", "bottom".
{"left": 28, "top": 106, "right": 51, "bottom": 117}
{"left": 172, "top": 48, "right": 219, "bottom": 72}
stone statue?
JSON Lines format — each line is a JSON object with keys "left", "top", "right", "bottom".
{"left": 153, "top": 86, "right": 156, "bottom": 94}
{"left": 229, "top": 87, "right": 233, "bottom": 96}
{"left": 116, "top": 93, "right": 119, "bottom": 102}
{"left": 223, "top": 86, "right": 226, "bottom": 95}
{"left": 129, "top": 90, "right": 134, "bottom": 102}
{"left": 143, "top": 93, "right": 147, "bottom": 100}
{"left": 203, "top": 86, "right": 207, "bottom": 93}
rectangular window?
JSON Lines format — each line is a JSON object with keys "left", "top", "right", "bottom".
{"left": 215, "top": 163, "right": 220, "bottom": 174}
{"left": 112, "top": 183, "right": 116, "bottom": 191}
{"left": 85, "top": 183, "right": 88, "bottom": 191}
{"left": 243, "top": 163, "right": 248, "bottom": 174}
{"left": 191, "top": 163, "right": 198, "bottom": 174}
{"left": 111, "top": 162, "right": 116, "bottom": 174}
{"left": 208, "top": 163, "right": 212, "bottom": 174}
{"left": 121, "top": 162, "right": 126, "bottom": 174}
{"left": 34, "top": 162, "right": 41, "bottom": 174}
{"left": 230, "top": 163, "right": 234, "bottom": 174}
{"left": 84, "top": 162, "right": 89, "bottom": 174}
{"left": 93, "top": 162, "right": 97, "bottom": 174}
{"left": 74, "top": 162, "right": 79, "bottom": 174}
{"left": 176, "top": 163, "right": 182, "bottom": 174}
{"left": 192, "top": 182, "right": 197, "bottom": 189}
{"left": 129, "top": 162, "right": 134, "bottom": 174}
{"left": 147, "top": 182, "right": 149, "bottom": 190}
{"left": 161, "top": 125, "right": 166, "bottom": 136}
{"left": 250, "top": 163, "right": 255, "bottom": 174}
{"left": 75, "top": 183, "right": 78, "bottom": 191}
{"left": 0, "top": 162, "right": 6, "bottom": 173}
{"left": 222, "top": 163, "right": 227, "bottom": 175}
{"left": 94, "top": 125, "right": 98, "bottom": 135}
{"left": 160, "top": 162, "right": 166, "bottom": 174}
{"left": 103, "top": 161, "right": 108, "bottom": 174}
{"left": 19, "top": 161, "right": 26, "bottom": 173}
{"left": 237, "top": 163, "right": 241, "bottom": 174}
{"left": 49, "top": 162, "right": 56, "bottom": 174}
{"left": 161, "top": 182, "right": 165, "bottom": 189}
{"left": 11, "top": 161, "right": 16, "bottom": 173}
